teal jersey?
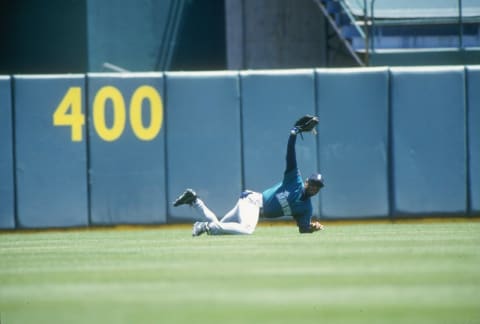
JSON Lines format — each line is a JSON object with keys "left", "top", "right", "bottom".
{"left": 261, "top": 168, "right": 312, "bottom": 231}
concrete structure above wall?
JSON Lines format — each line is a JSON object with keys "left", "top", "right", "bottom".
{"left": 225, "top": 0, "right": 328, "bottom": 69}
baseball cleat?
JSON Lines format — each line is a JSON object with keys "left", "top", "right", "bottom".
{"left": 173, "top": 189, "right": 197, "bottom": 207}
{"left": 192, "top": 221, "right": 209, "bottom": 236}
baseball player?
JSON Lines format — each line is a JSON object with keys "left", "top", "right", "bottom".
{"left": 173, "top": 115, "right": 325, "bottom": 236}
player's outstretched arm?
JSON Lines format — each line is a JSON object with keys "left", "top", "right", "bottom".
{"left": 285, "top": 133, "right": 297, "bottom": 173}
{"left": 285, "top": 115, "right": 319, "bottom": 173}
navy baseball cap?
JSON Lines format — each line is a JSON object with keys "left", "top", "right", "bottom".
{"left": 307, "top": 173, "right": 324, "bottom": 188}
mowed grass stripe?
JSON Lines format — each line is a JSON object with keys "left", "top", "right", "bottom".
{"left": 0, "top": 222, "right": 479, "bottom": 324}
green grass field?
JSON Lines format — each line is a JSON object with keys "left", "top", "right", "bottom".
{"left": 1, "top": 221, "right": 479, "bottom": 324}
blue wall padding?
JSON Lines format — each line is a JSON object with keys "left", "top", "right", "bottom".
{"left": 241, "top": 70, "right": 319, "bottom": 217}
{"left": 316, "top": 68, "right": 390, "bottom": 219}
{"left": 87, "top": 73, "right": 167, "bottom": 224}
{"left": 390, "top": 67, "right": 467, "bottom": 216}
{"left": 14, "top": 75, "right": 89, "bottom": 228}
{"left": 0, "top": 76, "right": 15, "bottom": 229}
{"left": 166, "top": 72, "right": 242, "bottom": 222}
{"left": 467, "top": 66, "right": 480, "bottom": 215}
{"left": 5, "top": 67, "right": 480, "bottom": 229}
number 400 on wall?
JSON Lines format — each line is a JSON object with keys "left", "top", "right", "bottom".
{"left": 53, "top": 85, "right": 163, "bottom": 142}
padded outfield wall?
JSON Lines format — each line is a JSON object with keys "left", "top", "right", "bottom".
{"left": 0, "top": 67, "right": 478, "bottom": 228}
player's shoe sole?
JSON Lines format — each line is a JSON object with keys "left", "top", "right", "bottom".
{"left": 173, "top": 189, "right": 197, "bottom": 207}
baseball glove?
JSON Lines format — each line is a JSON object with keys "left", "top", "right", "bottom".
{"left": 291, "top": 115, "right": 319, "bottom": 138}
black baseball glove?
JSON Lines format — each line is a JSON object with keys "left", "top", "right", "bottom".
{"left": 291, "top": 115, "right": 319, "bottom": 138}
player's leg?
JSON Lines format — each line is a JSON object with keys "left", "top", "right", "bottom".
{"left": 218, "top": 200, "right": 241, "bottom": 223}
{"left": 193, "top": 198, "right": 220, "bottom": 223}
{"left": 208, "top": 198, "right": 260, "bottom": 235}
{"left": 190, "top": 191, "right": 262, "bottom": 236}
{"left": 219, "top": 191, "right": 262, "bottom": 223}
{"left": 191, "top": 198, "right": 221, "bottom": 236}
{"left": 208, "top": 221, "right": 255, "bottom": 235}
{"left": 193, "top": 205, "right": 259, "bottom": 236}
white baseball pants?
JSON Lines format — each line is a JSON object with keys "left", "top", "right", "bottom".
{"left": 193, "top": 191, "right": 263, "bottom": 235}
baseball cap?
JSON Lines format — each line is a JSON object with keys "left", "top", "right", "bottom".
{"left": 307, "top": 173, "right": 324, "bottom": 188}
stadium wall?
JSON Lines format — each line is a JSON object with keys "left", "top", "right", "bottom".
{"left": 0, "top": 76, "right": 15, "bottom": 229}
{"left": 390, "top": 67, "right": 467, "bottom": 217}
{"left": 13, "top": 75, "right": 89, "bottom": 228}
{"left": 0, "top": 67, "right": 478, "bottom": 229}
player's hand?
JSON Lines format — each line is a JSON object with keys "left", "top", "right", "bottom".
{"left": 310, "top": 220, "right": 324, "bottom": 232}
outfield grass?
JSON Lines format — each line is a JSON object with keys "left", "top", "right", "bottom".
{"left": 1, "top": 222, "right": 479, "bottom": 324}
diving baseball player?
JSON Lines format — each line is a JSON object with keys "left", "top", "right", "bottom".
{"left": 173, "top": 115, "right": 325, "bottom": 236}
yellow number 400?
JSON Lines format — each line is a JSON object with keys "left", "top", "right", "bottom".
{"left": 53, "top": 85, "right": 163, "bottom": 142}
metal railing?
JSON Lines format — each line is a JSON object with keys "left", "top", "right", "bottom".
{"left": 316, "top": 0, "right": 476, "bottom": 66}
{"left": 367, "top": 0, "right": 468, "bottom": 53}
